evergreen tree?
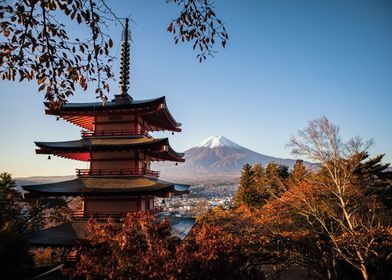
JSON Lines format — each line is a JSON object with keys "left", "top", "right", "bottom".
{"left": 277, "top": 164, "right": 290, "bottom": 179}
{"left": 353, "top": 153, "right": 392, "bottom": 210}
{"left": 265, "top": 162, "right": 287, "bottom": 198}
{"left": 233, "top": 164, "right": 255, "bottom": 207}
{"left": 0, "top": 172, "right": 22, "bottom": 232}
{"left": 288, "top": 160, "right": 308, "bottom": 188}
{"left": 252, "top": 163, "right": 266, "bottom": 186}
{"left": 251, "top": 164, "right": 272, "bottom": 207}
{"left": 240, "top": 163, "right": 255, "bottom": 187}
{"left": 234, "top": 163, "right": 290, "bottom": 208}
{"left": 0, "top": 173, "right": 33, "bottom": 279}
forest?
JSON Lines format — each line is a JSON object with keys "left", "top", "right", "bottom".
{"left": 1, "top": 117, "right": 391, "bottom": 280}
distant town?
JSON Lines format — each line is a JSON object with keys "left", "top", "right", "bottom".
{"left": 157, "top": 184, "right": 238, "bottom": 217}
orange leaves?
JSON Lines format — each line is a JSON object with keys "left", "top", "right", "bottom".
{"left": 74, "top": 212, "right": 177, "bottom": 279}
{"left": 0, "top": 0, "right": 114, "bottom": 106}
{"left": 176, "top": 220, "right": 246, "bottom": 278}
{"left": 73, "top": 209, "right": 257, "bottom": 279}
{"left": 167, "top": 0, "right": 228, "bottom": 62}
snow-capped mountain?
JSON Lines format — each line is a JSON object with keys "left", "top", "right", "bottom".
{"left": 195, "top": 136, "right": 243, "bottom": 149}
{"left": 154, "top": 136, "right": 308, "bottom": 184}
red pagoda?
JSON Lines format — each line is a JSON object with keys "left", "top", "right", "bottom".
{"left": 22, "top": 19, "right": 194, "bottom": 249}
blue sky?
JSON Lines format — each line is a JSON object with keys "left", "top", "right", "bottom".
{"left": 1, "top": 0, "right": 391, "bottom": 177}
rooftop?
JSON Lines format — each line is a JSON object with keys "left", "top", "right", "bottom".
{"left": 22, "top": 177, "right": 190, "bottom": 197}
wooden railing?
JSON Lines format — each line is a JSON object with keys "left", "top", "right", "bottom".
{"left": 76, "top": 168, "right": 160, "bottom": 177}
{"left": 71, "top": 207, "right": 163, "bottom": 220}
{"left": 81, "top": 129, "right": 150, "bottom": 137}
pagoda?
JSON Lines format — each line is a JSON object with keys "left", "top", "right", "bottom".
{"left": 22, "top": 19, "right": 194, "bottom": 250}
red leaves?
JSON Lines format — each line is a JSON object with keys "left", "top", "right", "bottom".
{"left": 73, "top": 212, "right": 176, "bottom": 279}
{"left": 72, "top": 209, "right": 255, "bottom": 279}
{"left": 167, "top": 0, "right": 228, "bottom": 63}
{"left": 1, "top": 0, "right": 226, "bottom": 105}
{"left": 0, "top": 0, "right": 114, "bottom": 106}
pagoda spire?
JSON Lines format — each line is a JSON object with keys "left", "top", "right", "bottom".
{"left": 119, "top": 18, "right": 131, "bottom": 98}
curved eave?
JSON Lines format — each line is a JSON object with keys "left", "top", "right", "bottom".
{"left": 173, "top": 184, "right": 190, "bottom": 195}
{"left": 142, "top": 108, "right": 181, "bottom": 132}
{"left": 161, "top": 97, "right": 182, "bottom": 129}
{"left": 44, "top": 96, "right": 165, "bottom": 112}
{"left": 36, "top": 149, "right": 90, "bottom": 161}
{"left": 44, "top": 96, "right": 181, "bottom": 132}
{"left": 22, "top": 177, "right": 190, "bottom": 197}
{"left": 152, "top": 183, "right": 190, "bottom": 198}
{"left": 35, "top": 138, "right": 185, "bottom": 162}
{"left": 25, "top": 222, "right": 87, "bottom": 247}
{"left": 27, "top": 215, "right": 195, "bottom": 246}
{"left": 142, "top": 97, "right": 181, "bottom": 132}
{"left": 157, "top": 215, "right": 196, "bottom": 240}
{"left": 151, "top": 147, "right": 185, "bottom": 162}
{"left": 35, "top": 137, "right": 168, "bottom": 151}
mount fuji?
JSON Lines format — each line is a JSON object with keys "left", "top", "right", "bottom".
{"left": 154, "top": 136, "right": 309, "bottom": 184}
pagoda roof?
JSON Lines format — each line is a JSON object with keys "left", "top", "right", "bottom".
{"left": 26, "top": 215, "right": 195, "bottom": 247}
{"left": 35, "top": 137, "right": 185, "bottom": 162}
{"left": 45, "top": 95, "right": 181, "bottom": 132}
{"left": 158, "top": 214, "right": 196, "bottom": 240}
{"left": 26, "top": 222, "right": 88, "bottom": 247}
{"left": 22, "top": 177, "right": 190, "bottom": 197}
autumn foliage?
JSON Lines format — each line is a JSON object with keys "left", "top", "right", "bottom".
{"left": 0, "top": 0, "right": 227, "bottom": 106}
{"left": 73, "top": 210, "right": 256, "bottom": 280}
{"left": 74, "top": 213, "right": 176, "bottom": 279}
{"left": 71, "top": 145, "right": 391, "bottom": 279}
{"left": 67, "top": 117, "right": 392, "bottom": 279}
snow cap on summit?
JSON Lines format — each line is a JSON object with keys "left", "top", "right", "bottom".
{"left": 195, "top": 136, "right": 242, "bottom": 149}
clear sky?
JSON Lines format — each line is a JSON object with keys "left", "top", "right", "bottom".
{"left": 0, "top": 0, "right": 391, "bottom": 177}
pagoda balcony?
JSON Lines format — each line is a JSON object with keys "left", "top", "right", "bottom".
{"left": 71, "top": 207, "right": 163, "bottom": 220}
{"left": 76, "top": 168, "right": 160, "bottom": 177}
{"left": 81, "top": 129, "right": 150, "bottom": 138}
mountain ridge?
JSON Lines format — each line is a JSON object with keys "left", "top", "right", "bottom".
{"left": 155, "top": 136, "right": 312, "bottom": 184}
{"left": 14, "top": 137, "right": 312, "bottom": 186}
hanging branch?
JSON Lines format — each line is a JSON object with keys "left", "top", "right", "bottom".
{"left": 0, "top": 0, "right": 228, "bottom": 107}
{"left": 167, "top": 0, "right": 228, "bottom": 62}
